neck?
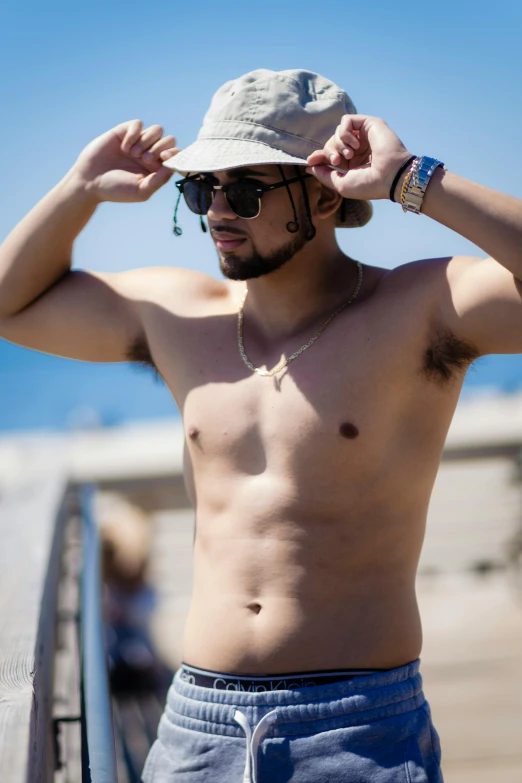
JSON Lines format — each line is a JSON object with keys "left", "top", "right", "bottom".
{"left": 237, "top": 235, "right": 360, "bottom": 339}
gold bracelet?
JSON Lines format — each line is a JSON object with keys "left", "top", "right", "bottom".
{"left": 400, "top": 169, "right": 413, "bottom": 206}
{"left": 400, "top": 158, "right": 420, "bottom": 207}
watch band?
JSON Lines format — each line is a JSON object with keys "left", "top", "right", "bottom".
{"left": 402, "top": 156, "right": 445, "bottom": 214}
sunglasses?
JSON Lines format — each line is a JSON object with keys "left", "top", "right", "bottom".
{"left": 175, "top": 172, "right": 312, "bottom": 220}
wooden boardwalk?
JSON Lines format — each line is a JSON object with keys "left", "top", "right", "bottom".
{"left": 419, "top": 574, "right": 522, "bottom": 783}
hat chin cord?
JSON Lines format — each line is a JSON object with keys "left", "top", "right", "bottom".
{"left": 295, "top": 165, "right": 316, "bottom": 241}
{"left": 277, "top": 165, "right": 316, "bottom": 241}
{"left": 277, "top": 164, "right": 300, "bottom": 234}
{"left": 172, "top": 188, "right": 183, "bottom": 236}
{"left": 172, "top": 172, "right": 208, "bottom": 236}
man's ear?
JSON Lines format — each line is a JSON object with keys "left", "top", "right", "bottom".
{"left": 313, "top": 181, "right": 343, "bottom": 221}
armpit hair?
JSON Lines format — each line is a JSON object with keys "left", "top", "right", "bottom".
{"left": 126, "top": 333, "right": 162, "bottom": 382}
{"left": 422, "top": 326, "right": 480, "bottom": 386}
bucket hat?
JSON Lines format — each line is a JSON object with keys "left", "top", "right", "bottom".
{"left": 163, "top": 69, "right": 373, "bottom": 229}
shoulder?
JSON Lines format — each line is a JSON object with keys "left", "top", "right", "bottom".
{"left": 116, "top": 267, "right": 233, "bottom": 372}
{"left": 361, "top": 257, "right": 453, "bottom": 323}
{"left": 373, "top": 254, "right": 487, "bottom": 317}
{"left": 368, "top": 257, "right": 482, "bottom": 384}
{"left": 379, "top": 254, "right": 493, "bottom": 292}
{"left": 111, "top": 266, "right": 230, "bottom": 315}
{"left": 377, "top": 256, "right": 453, "bottom": 292}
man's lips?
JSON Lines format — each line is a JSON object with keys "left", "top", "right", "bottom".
{"left": 212, "top": 232, "right": 247, "bottom": 251}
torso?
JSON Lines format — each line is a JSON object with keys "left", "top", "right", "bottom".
{"left": 134, "top": 259, "right": 478, "bottom": 672}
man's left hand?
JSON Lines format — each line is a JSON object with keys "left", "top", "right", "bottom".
{"left": 306, "top": 115, "right": 413, "bottom": 202}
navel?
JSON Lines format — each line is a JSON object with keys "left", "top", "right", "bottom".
{"left": 247, "top": 602, "right": 262, "bottom": 615}
{"left": 339, "top": 422, "right": 359, "bottom": 439}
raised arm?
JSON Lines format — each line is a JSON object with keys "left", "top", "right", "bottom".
{"left": 0, "top": 120, "right": 179, "bottom": 361}
{"left": 306, "top": 114, "right": 522, "bottom": 357}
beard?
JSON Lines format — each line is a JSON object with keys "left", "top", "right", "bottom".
{"left": 218, "top": 226, "right": 309, "bottom": 281}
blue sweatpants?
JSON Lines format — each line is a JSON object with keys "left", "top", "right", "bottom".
{"left": 142, "top": 658, "right": 443, "bottom": 782}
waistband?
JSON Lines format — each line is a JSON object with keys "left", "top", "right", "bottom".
{"left": 162, "top": 658, "right": 424, "bottom": 739}
{"left": 161, "top": 659, "right": 425, "bottom": 783}
{"left": 179, "top": 661, "right": 387, "bottom": 691}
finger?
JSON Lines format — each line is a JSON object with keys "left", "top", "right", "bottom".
{"left": 338, "top": 116, "right": 360, "bottom": 150}
{"left": 339, "top": 114, "right": 372, "bottom": 130}
{"left": 308, "top": 139, "right": 351, "bottom": 168}
{"left": 130, "top": 124, "right": 164, "bottom": 157}
{"left": 119, "top": 120, "right": 144, "bottom": 153}
{"left": 142, "top": 135, "right": 177, "bottom": 162}
{"left": 307, "top": 162, "right": 375, "bottom": 200}
{"left": 324, "top": 140, "right": 350, "bottom": 168}
{"left": 329, "top": 150, "right": 343, "bottom": 167}
{"left": 307, "top": 149, "right": 331, "bottom": 167}
{"left": 159, "top": 148, "right": 181, "bottom": 162}
{"left": 334, "top": 131, "right": 357, "bottom": 162}
{"left": 305, "top": 164, "right": 341, "bottom": 190}
{"left": 137, "top": 165, "right": 174, "bottom": 199}
{"left": 316, "top": 133, "right": 348, "bottom": 167}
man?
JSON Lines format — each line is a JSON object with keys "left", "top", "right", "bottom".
{"left": 1, "top": 68, "right": 521, "bottom": 782}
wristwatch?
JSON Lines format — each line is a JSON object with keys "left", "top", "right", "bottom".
{"left": 402, "top": 156, "right": 445, "bottom": 214}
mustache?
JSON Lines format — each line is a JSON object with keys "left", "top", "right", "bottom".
{"left": 210, "top": 226, "right": 248, "bottom": 238}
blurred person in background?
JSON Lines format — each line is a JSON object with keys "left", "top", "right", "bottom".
{"left": 97, "top": 492, "right": 170, "bottom": 693}
{"left": 1, "top": 68, "right": 522, "bottom": 782}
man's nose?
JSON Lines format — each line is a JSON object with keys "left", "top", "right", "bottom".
{"left": 207, "top": 189, "right": 237, "bottom": 221}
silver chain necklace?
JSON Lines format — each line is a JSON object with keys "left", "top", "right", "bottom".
{"left": 237, "top": 261, "right": 363, "bottom": 377}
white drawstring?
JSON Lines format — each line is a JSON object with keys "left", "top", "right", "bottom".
{"left": 233, "top": 708, "right": 278, "bottom": 783}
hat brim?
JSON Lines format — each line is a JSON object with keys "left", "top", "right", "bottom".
{"left": 163, "top": 137, "right": 307, "bottom": 173}
{"left": 164, "top": 137, "right": 373, "bottom": 229}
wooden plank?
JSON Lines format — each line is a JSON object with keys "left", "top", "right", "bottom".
{"left": 0, "top": 449, "right": 68, "bottom": 783}
{"left": 421, "top": 456, "right": 522, "bottom": 574}
{"left": 52, "top": 514, "right": 82, "bottom": 782}
{"left": 418, "top": 572, "right": 522, "bottom": 782}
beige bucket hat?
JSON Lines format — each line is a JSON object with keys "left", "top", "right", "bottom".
{"left": 163, "top": 69, "right": 373, "bottom": 229}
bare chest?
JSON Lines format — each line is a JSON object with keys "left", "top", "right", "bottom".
{"left": 148, "top": 302, "right": 454, "bottom": 489}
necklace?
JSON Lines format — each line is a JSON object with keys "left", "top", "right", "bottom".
{"left": 237, "top": 261, "right": 363, "bottom": 377}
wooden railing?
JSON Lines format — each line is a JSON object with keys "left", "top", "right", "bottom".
{"left": 0, "top": 465, "right": 117, "bottom": 783}
{"left": 0, "top": 459, "right": 69, "bottom": 783}
{"left": 79, "top": 486, "right": 117, "bottom": 783}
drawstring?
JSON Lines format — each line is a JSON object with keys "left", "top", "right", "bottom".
{"left": 233, "top": 709, "right": 278, "bottom": 783}
{"left": 277, "top": 164, "right": 299, "bottom": 233}
{"left": 294, "top": 165, "right": 316, "bottom": 240}
{"left": 172, "top": 188, "right": 183, "bottom": 235}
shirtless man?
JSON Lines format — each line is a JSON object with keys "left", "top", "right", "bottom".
{"left": 1, "top": 69, "right": 521, "bottom": 783}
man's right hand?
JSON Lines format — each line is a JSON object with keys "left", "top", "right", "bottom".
{"left": 73, "top": 120, "right": 180, "bottom": 203}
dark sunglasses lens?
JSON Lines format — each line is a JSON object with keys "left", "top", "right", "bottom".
{"left": 226, "top": 182, "right": 261, "bottom": 218}
{"left": 183, "top": 181, "right": 212, "bottom": 215}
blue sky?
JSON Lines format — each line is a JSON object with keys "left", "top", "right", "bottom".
{"left": 1, "top": 1, "right": 522, "bottom": 431}
{"left": 1, "top": 0, "right": 521, "bottom": 279}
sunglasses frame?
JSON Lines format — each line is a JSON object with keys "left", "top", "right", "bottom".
{"left": 175, "top": 172, "right": 312, "bottom": 220}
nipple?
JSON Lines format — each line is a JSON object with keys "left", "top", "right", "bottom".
{"left": 339, "top": 422, "right": 359, "bottom": 439}
{"left": 188, "top": 426, "right": 200, "bottom": 440}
